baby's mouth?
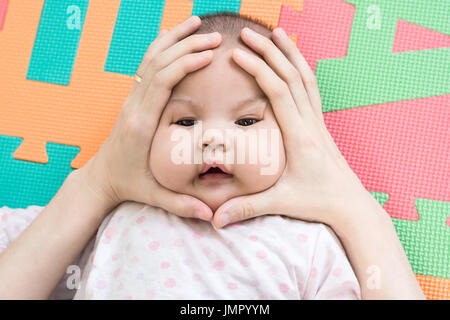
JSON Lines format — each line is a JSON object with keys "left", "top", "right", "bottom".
{"left": 199, "top": 166, "right": 233, "bottom": 181}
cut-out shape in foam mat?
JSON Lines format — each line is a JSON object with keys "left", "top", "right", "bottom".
{"left": 392, "top": 199, "right": 449, "bottom": 279}
{"left": 0, "top": 135, "right": 79, "bottom": 209}
{"left": 323, "top": 94, "right": 450, "bottom": 222}
{"left": 278, "top": 0, "right": 355, "bottom": 72}
{"left": 393, "top": 19, "right": 450, "bottom": 53}
{"left": 303, "top": 0, "right": 449, "bottom": 112}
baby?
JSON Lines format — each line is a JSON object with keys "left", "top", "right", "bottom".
{"left": 0, "top": 13, "right": 360, "bottom": 300}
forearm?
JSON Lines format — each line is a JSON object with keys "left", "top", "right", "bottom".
{"left": 331, "top": 191, "right": 425, "bottom": 300}
{"left": 0, "top": 164, "right": 117, "bottom": 299}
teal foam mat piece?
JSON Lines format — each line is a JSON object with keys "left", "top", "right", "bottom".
{"left": 104, "top": 0, "right": 241, "bottom": 76}
{"left": 191, "top": 0, "right": 241, "bottom": 16}
{"left": 316, "top": 0, "right": 450, "bottom": 113}
{"left": 0, "top": 135, "right": 79, "bottom": 208}
{"left": 392, "top": 199, "right": 450, "bottom": 278}
{"left": 104, "top": 0, "right": 166, "bottom": 76}
{"left": 26, "top": 0, "right": 89, "bottom": 85}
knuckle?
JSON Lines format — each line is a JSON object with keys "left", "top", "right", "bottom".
{"left": 151, "top": 71, "right": 166, "bottom": 87}
{"left": 287, "top": 68, "right": 302, "bottom": 85}
{"left": 304, "top": 75, "right": 318, "bottom": 87}
{"left": 125, "top": 114, "right": 142, "bottom": 137}
{"left": 143, "top": 52, "right": 155, "bottom": 65}
{"left": 240, "top": 200, "right": 255, "bottom": 220}
{"left": 272, "top": 81, "right": 289, "bottom": 99}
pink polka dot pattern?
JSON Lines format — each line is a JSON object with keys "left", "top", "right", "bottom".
{"left": 240, "top": 257, "right": 250, "bottom": 267}
{"left": 256, "top": 250, "right": 267, "bottom": 259}
{"left": 309, "top": 267, "right": 318, "bottom": 278}
{"left": 297, "top": 233, "right": 308, "bottom": 242}
{"left": 136, "top": 216, "right": 146, "bottom": 224}
{"left": 164, "top": 278, "right": 176, "bottom": 288}
{"left": 228, "top": 282, "right": 238, "bottom": 290}
{"left": 333, "top": 267, "right": 343, "bottom": 277}
{"left": 279, "top": 283, "right": 289, "bottom": 293}
{"left": 213, "top": 260, "right": 225, "bottom": 270}
{"left": 148, "top": 241, "right": 159, "bottom": 251}
{"left": 58, "top": 202, "right": 361, "bottom": 300}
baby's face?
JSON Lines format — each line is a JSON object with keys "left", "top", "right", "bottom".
{"left": 150, "top": 43, "right": 286, "bottom": 212}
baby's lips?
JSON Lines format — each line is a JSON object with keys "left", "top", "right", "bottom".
{"left": 199, "top": 162, "right": 231, "bottom": 175}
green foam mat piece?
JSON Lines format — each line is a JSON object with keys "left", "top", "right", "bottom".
{"left": 316, "top": 0, "right": 450, "bottom": 113}
{"left": 392, "top": 199, "right": 450, "bottom": 278}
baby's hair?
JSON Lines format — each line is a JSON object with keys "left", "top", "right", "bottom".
{"left": 194, "top": 11, "right": 274, "bottom": 44}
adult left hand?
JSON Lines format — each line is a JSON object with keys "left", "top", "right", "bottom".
{"left": 212, "top": 26, "right": 378, "bottom": 229}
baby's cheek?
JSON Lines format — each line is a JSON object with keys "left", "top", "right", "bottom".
{"left": 233, "top": 128, "right": 286, "bottom": 192}
{"left": 149, "top": 129, "right": 196, "bottom": 192}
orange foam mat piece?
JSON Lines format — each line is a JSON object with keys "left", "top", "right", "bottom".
{"left": 416, "top": 274, "right": 450, "bottom": 300}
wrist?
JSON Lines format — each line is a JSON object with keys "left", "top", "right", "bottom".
{"left": 329, "top": 187, "right": 392, "bottom": 238}
{"left": 69, "top": 159, "right": 121, "bottom": 214}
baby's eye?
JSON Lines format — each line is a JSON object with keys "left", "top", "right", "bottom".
{"left": 175, "top": 119, "right": 197, "bottom": 126}
{"left": 235, "top": 118, "right": 259, "bottom": 126}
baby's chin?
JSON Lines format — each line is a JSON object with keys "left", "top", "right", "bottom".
{"left": 192, "top": 187, "right": 243, "bottom": 213}
{"left": 175, "top": 181, "right": 248, "bottom": 213}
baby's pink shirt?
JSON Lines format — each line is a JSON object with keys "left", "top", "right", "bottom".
{"left": 0, "top": 202, "right": 360, "bottom": 299}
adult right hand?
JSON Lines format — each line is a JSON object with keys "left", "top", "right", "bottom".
{"left": 80, "top": 16, "right": 222, "bottom": 221}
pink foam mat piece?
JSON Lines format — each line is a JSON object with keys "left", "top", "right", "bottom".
{"left": 323, "top": 94, "right": 450, "bottom": 221}
{"left": 393, "top": 19, "right": 450, "bottom": 53}
{"left": 278, "top": 0, "right": 354, "bottom": 72}
{"left": 0, "top": 0, "right": 8, "bottom": 31}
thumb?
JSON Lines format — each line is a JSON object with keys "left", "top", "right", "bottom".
{"left": 213, "top": 191, "right": 276, "bottom": 229}
{"left": 152, "top": 187, "right": 213, "bottom": 221}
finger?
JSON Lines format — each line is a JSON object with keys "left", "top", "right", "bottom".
{"left": 272, "top": 27, "right": 324, "bottom": 123}
{"left": 240, "top": 27, "right": 315, "bottom": 121}
{"left": 150, "top": 32, "right": 221, "bottom": 72}
{"left": 151, "top": 186, "right": 213, "bottom": 221}
{"left": 139, "top": 50, "right": 214, "bottom": 136}
{"left": 232, "top": 48, "right": 308, "bottom": 158}
{"left": 272, "top": 28, "right": 343, "bottom": 161}
{"left": 212, "top": 191, "right": 279, "bottom": 229}
{"left": 133, "top": 16, "right": 202, "bottom": 95}
{"left": 158, "top": 29, "right": 168, "bottom": 37}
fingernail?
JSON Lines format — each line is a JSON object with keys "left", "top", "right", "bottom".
{"left": 275, "top": 27, "right": 287, "bottom": 39}
{"left": 220, "top": 212, "right": 231, "bottom": 228}
{"left": 235, "top": 48, "right": 248, "bottom": 60}
{"left": 188, "top": 16, "right": 200, "bottom": 25}
{"left": 194, "top": 210, "right": 205, "bottom": 219}
{"left": 208, "top": 32, "right": 218, "bottom": 42}
{"left": 244, "top": 27, "right": 256, "bottom": 40}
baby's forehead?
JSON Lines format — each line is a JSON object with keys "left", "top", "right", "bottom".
{"left": 167, "top": 93, "right": 268, "bottom": 111}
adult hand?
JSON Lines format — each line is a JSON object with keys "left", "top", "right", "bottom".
{"left": 81, "top": 16, "right": 222, "bottom": 221}
{"left": 212, "top": 26, "right": 380, "bottom": 229}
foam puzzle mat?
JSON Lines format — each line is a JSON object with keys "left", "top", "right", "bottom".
{"left": 0, "top": 0, "right": 448, "bottom": 299}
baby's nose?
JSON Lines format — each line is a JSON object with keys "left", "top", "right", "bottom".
{"left": 198, "top": 131, "right": 229, "bottom": 152}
